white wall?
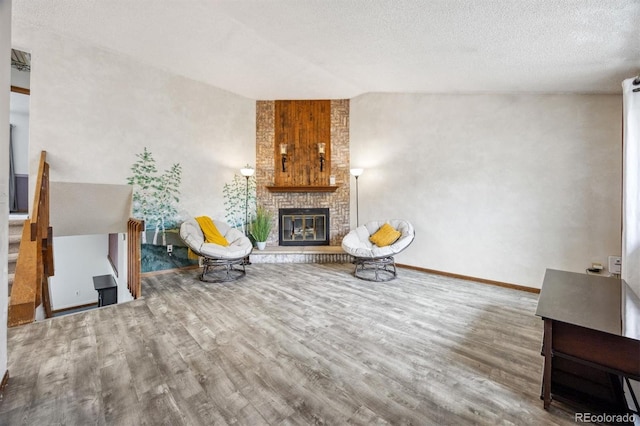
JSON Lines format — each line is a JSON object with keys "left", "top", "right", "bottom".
{"left": 49, "top": 234, "right": 113, "bottom": 310}
{"left": 9, "top": 91, "right": 29, "bottom": 175}
{"left": 9, "top": 28, "right": 255, "bottom": 311}
{"left": 116, "top": 233, "right": 132, "bottom": 305}
{"left": 50, "top": 182, "right": 132, "bottom": 236}
{"left": 0, "top": 0, "right": 11, "bottom": 384}
{"left": 49, "top": 233, "right": 132, "bottom": 311}
{"left": 10, "top": 65, "right": 30, "bottom": 179}
{"left": 15, "top": 30, "right": 256, "bottom": 221}
{"left": 622, "top": 78, "right": 640, "bottom": 299}
{"left": 10, "top": 67, "right": 29, "bottom": 89}
{"left": 351, "top": 93, "right": 622, "bottom": 289}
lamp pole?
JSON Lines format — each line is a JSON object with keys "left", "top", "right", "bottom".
{"left": 350, "top": 168, "right": 364, "bottom": 227}
{"left": 245, "top": 176, "right": 249, "bottom": 233}
{"left": 240, "top": 166, "right": 255, "bottom": 236}
{"left": 240, "top": 166, "right": 255, "bottom": 266}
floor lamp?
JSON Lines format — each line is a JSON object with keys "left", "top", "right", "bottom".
{"left": 240, "top": 166, "right": 254, "bottom": 265}
{"left": 350, "top": 168, "right": 364, "bottom": 227}
{"left": 240, "top": 166, "right": 255, "bottom": 236}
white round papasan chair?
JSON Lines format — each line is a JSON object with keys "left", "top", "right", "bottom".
{"left": 180, "top": 217, "right": 253, "bottom": 282}
{"left": 341, "top": 219, "right": 415, "bottom": 281}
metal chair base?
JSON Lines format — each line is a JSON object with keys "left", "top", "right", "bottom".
{"left": 200, "top": 257, "right": 246, "bottom": 283}
{"left": 354, "top": 256, "right": 397, "bottom": 282}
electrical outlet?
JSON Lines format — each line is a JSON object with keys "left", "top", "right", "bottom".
{"left": 608, "top": 256, "right": 622, "bottom": 274}
{"left": 167, "top": 244, "right": 173, "bottom": 254}
{"left": 587, "top": 262, "right": 603, "bottom": 273}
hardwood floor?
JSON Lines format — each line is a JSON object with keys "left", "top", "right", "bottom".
{"left": 0, "top": 263, "right": 578, "bottom": 425}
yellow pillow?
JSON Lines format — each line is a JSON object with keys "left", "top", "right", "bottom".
{"left": 195, "top": 216, "right": 229, "bottom": 246}
{"left": 369, "top": 223, "right": 401, "bottom": 247}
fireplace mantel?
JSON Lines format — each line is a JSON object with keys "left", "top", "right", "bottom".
{"left": 266, "top": 185, "right": 339, "bottom": 193}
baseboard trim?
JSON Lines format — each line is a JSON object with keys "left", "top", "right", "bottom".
{"left": 141, "top": 264, "right": 200, "bottom": 277}
{"left": 396, "top": 264, "right": 540, "bottom": 294}
{"left": 51, "top": 302, "right": 98, "bottom": 315}
{"left": 0, "top": 370, "right": 9, "bottom": 398}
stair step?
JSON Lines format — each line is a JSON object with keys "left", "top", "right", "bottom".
{"left": 8, "top": 218, "right": 26, "bottom": 298}
{"left": 8, "top": 219, "right": 26, "bottom": 234}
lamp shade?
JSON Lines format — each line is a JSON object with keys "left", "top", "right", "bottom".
{"left": 240, "top": 166, "right": 255, "bottom": 177}
{"left": 350, "top": 168, "right": 364, "bottom": 177}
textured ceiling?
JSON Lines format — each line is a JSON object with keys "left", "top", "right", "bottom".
{"left": 11, "top": 0, "right": 640, "bottom": 99}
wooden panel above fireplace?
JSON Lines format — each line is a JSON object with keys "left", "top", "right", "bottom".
{"left": 274, "top": 100, "right": 333, "bottom": 188}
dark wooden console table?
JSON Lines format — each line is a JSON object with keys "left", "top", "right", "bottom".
{"left": 93, "top": 274, "right": 118, "bottom": 307}
{"left": 536, "top": 269, "right": 640, "bottom": 414}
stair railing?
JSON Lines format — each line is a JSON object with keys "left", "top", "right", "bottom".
{"left": 9, "top": 151, "right": 54, "bottom": 326}
{"left": 127, "top": 218, "right": 144, "bottom": 299}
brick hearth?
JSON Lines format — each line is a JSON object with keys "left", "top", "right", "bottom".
{"left": 249, "top": 246, "right": 352, "bottom": 264}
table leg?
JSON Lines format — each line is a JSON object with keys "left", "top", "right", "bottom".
{"left": 543, "top": 318, "right": 553, "bottom": 409}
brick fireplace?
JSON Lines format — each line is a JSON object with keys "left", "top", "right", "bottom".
{"left": 255, "top": 100, "right": 350, "bottom": 247}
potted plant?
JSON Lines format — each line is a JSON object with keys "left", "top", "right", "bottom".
{"left": 250, "top": 205, "right": 273, "bottom": 250}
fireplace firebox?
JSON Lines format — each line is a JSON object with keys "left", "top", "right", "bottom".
{"left": 279, "top": 208, "right": 330, "bottom": 246}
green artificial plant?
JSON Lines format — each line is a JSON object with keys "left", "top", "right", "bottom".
{"left": 250, "top": 205, "right": 273, "bottom": 243}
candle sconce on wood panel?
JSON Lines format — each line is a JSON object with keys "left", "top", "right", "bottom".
{"left": 280, "top": 143, "right": 288, "bottom": 172}
{"left": 318, "top": 142, "right": 326, "bottom": 172}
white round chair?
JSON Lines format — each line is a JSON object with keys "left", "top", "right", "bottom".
{"left": 180, "top": 217, "right": 253, "bottom": 282}
{"left": 341, "top": 219, "right": 415, "bottom": 281}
